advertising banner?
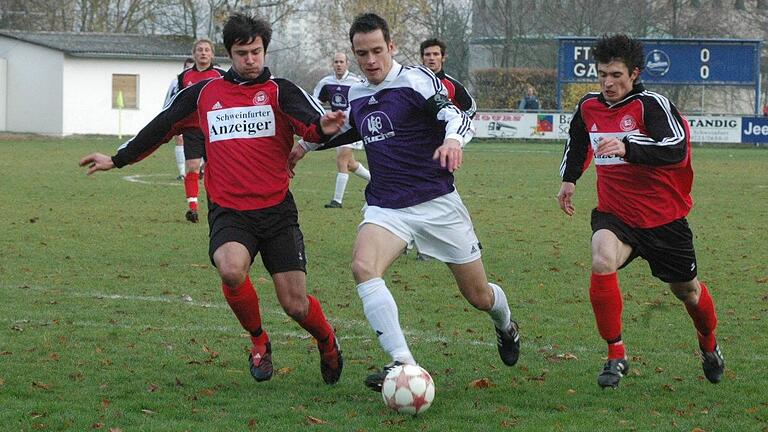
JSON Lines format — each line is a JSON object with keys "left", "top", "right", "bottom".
{"left": 474, "top": 112, "right": 751, "bottom": 144}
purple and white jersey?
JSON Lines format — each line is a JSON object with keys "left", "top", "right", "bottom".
{"left": 323, "top": 60, "right": 474, "bottom": 209}
{"left": 312, "top": 71, "right": 363, "bottom": 112}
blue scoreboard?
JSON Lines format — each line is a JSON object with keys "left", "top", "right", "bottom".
{"left": 556, "top": 37, "right": 762, "bottom": 112}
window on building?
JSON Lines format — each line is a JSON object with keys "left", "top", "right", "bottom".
{"left": 112, "top": 74, "right": 138, "bottom": 109}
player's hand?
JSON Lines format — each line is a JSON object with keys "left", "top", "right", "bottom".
{"left": 557, "top": 182, "right": 576, "bottom": 216}
{"left": 433, "top": 138, "right": 463, "bottom": 172}
{"left": 596, "top": 137, "right": 626, "bottom": 158}
{"left": 287, "top": 143, "right": 307, "bottom": 178}
{"left": 79, "top": 153, "right": 115, "bottom": 175}
{"left": 320, "top": 111, "right": 346, "bottom": 136}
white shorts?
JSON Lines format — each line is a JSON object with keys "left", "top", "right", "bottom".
{"left": 338, "top": 140, "right": 364, "bottom": 151}
{"left": 359, "top": 190, "right": 482, "bottom": 264}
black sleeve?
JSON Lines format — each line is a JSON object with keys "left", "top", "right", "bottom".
{"left": 316, "top": 128, "right": 362, "bottom": 150}
{"left": 622, "top": 96, "right": 687, "bottom": 166}
{"left": 317, "top": 85, "right": 329, "bottom": 103}
{"left": 450, "top": 78, "right": 477, "bottom": 119}
{"left": 275, "top": 78, "right": 329, "bottom": 143}
{"left": 560, "top": 99, "right": 591, "bottom": 183}
{"left": 112, "top": 81, "right": 203, "bottom": 168}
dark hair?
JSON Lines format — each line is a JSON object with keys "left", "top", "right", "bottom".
{"left": 349, "top": 13, "right": 390, "bottom": 45}
{"left": 223, "top": 13, "right": 272, "bottom": 55}
{"left": 183, "top": 57, "right": 194, "bottom": 66}
{"left": 420, "top": 38, "right": 446, "bottom": 57}
{"left": 592, "top": 34, "right": 645, "bottom": 73}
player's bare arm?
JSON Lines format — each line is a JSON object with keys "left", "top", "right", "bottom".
{"left": 433, "top": 138, "right": 463, "bottom": 172}
{"left": 596, "top": 136, "right": 626, "bottom": 158}
{"left": 319, "top": 110, "right": 346, "bottom": 136}
{"left": 79, "top": 152, "right": 115, "bottom": 175}
{"left": 557, "top": 181, "right": 576, "bottom": 216}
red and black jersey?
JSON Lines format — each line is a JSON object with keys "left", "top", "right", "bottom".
{"left": 559, "top": 83, "right": 693, "bottom": 228}
{"left": 434, "top": 70, "right": 476, "bottom": 119}
{"left": 112, "top": 67, "right": 328, "bottom": 211}
{"left": 177, "top": 65, "right": 226, "bottom": 90}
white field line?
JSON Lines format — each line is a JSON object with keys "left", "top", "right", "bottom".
{"left": 122, "top": 173, "right": 183, "bottom": 186}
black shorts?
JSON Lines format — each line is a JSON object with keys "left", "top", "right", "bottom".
{"left": 182, "top": 130, "right": 205, "bottom": 160}
{"left": 208, "top": 192, "right": 307, "bottom": 275}
{"left": 591, "top": 209, "right": 697, "bottom": 283}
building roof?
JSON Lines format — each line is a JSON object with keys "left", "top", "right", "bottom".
{"left": 0, "top": 30, "right": 196, "bottom": 60}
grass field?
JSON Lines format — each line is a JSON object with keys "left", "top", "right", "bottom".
{"left": 1, "top": 136, "right": 767, "bottom": 431}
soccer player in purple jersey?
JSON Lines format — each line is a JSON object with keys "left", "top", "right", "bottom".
{"left": 313, "top": 52, "right": 370, "bottom": 208}
{"left": 289, "top": 12, "right": 521, "bottom": 392}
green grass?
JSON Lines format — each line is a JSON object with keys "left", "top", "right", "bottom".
{"left": 1, "top": 136, "right": 766, "bottom": 431}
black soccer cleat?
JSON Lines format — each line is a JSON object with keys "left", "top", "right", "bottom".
{"left": 495, "top": 320, "right": 520, "bottom": 366}
{"left": 598, "top": 358, "right": 629, "bottom": 388}
{"left": 364, "top": 361, "right": 404, "bottom": 392}
{"left": 185, "top": 210, "right": 199, "bottom": 223}
{"left": 248, "top": 342, "right": 273, "bottom": 382}
{"left": 319, "top": 336, "right": 343, "bottom": 385}
{"left": 176, "top": 174, "right": 185, "bottom": 181}
{"left": 701, "top": 345, "right": 725, "bottom": 384}
{"left": 324, "top": 200, "right": 342, "bottom": 209}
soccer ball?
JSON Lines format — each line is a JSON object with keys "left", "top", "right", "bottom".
{"left": 381, "top": 364, "right": 435, "bottom": 415}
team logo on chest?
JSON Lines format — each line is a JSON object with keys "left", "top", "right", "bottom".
{"left": 332, "top": 93, "right": 347, "bottom": 107}
{"left": 620, "top": 115, "right": 637, "bottom": 132}
{"left": 361, "top": 111, "right": 395, "bottom": 144}
{"left": 253, "top": 91, "right": 269, "bottom": 106}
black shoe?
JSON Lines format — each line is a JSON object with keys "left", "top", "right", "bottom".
{"left": 248, "top": 342, "right": 273, "bottom": 382}
{"left": 185, "top": 210, "right": 199, "bottom": 223}
{"left": 364, "top": 361, "right": 404, "bottom": 392}
{"left": 495, "top": 320, "right": 520, "bottom": 366}
{"left": 701, "top": 345, "right": 724, "bottom": 384}
{"left": 319, "top": 336, "right": 343, "bottom": 385}
{"left": 324, "top": 200, "right": 342, "bottom": 208}
{"left": 176, "top": 174, "right": 185, "bottom": 181}
{"left": 598, "top": 358, "right": 629, "bottom": 388}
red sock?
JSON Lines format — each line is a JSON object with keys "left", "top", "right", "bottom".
{"left": 297, "top": 295, "right": 334, "bottom": 351}
{"left": 590, "top": 272, "right": 625, "bottom": 359}
{"left": 221, "top": 277, "right": 269, "bottom": 345}
{"left": 684, "top": 282, "right": 718, "bottom": 352}
{"left": 185, "top": 171, "right": 200, "bottom": 211}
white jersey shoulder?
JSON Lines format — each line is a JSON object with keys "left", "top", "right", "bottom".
{"left": 348, "top": 65, "right": 442, "bottom": 103}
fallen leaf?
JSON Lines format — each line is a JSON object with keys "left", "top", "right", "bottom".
{"left": 663, "top": 383, "right": 675, "bottom": 392}
{"left": 277, "top": 367, "right": 293, "bottom": 375}
{"left": 92, "top": 422, "right": 103, "bottom": 429}
{"left": 147, "top": 383, "right": 159, "bottom": 392}
{"left": 306, "top": 416, "right": 326, "bottom": 425}
{"left": 32, "top": 381, "right": 51, "bottom": 390}
{"left": 109, "top": 428, "right": 123, "bottom": 432}
{"left": 140, "top": 409, "right": 156, "bottom": 415}
{"left": 468, "top": 378, "right": 495, "bottom": 389}
{"left": 691, "top": 428, "right": 705, "bottom": 432}
{"left": 102, "top": 399, "right": 110, "bottom": 408}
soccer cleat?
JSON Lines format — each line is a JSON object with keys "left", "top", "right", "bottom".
{"left": 185, "top": 210, "right": 199, "bottom": 223}
{"left": 318, "top": 336, "right": 343, "bottom": 385}
{"left": 597, "top": 358, "right": 629, "bottom": 388}
{"left": 324, "top": 200, "right": 342, "bottom": 209}
{"left": 176, "top": 174, "right": 185, "bottom": 181}
{"left": 701, "top": 345, "right": 724, "bottom": 384}
{"left": 364, "top": 361, "right": 404, "bottom": 392}
{"left": 248, "top": 342, "right": 273, "bottom": 382}
{"left": 495, "top": 320, "right": 520, "bottom": 366}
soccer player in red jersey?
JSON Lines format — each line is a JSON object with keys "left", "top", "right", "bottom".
{"left": 175, "top": 39, "right": 226, "bottom": 223}
{"left": 79, "top": 13, "right": 345, "bottom": 385}
{"left": 419, "top": 38, "right": 476, "bottom": 118}
{"left": 557, "top": 34, "right": 724, "bottom": 388}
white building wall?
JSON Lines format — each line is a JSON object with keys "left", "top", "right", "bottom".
{"left": 0, "top": 37, "right": 64, "bottom": 134}
{"left": 62, "top": 57, "right": 185, "bottom": 136}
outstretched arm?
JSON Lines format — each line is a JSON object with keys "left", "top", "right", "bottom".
{"left": 79, "top": 153, "right": 115, "bottom": 175}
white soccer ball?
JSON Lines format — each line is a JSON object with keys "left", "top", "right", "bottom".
{"left": 381, "top": 364, "right": 435, "bottom": 415}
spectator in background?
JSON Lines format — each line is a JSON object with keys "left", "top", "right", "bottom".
{"left": 518, "top": 85, "right": 540, "bottom": 111}
{"left": 762, "top": 102, "right": 768, "bottom": 117}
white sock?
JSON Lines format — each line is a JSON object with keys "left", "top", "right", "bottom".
{"left": 357, "top": 278, "right": 415, "bottom": 365}
{"left": 353, "top": 164, "right": 371, "bottom": 181}
{"left": 174, "top": 146, "right": 185, "bottom": 176}
{"left": 488, "top": 283, "right": 512, "bottom": 330}
{"left": 333, "top": 173, "right": 349, "bottom": 203}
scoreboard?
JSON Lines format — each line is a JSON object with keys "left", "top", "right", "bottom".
{"left": 558, "top": 37, "right": 760, "bottom": 85}
{"left": 556, "top": 37, "right": 762, "bottom": 113}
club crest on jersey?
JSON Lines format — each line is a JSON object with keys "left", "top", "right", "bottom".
{"left": 332, "top": 93, "right": 347, "bottom": 107}
{"left": 620, "top": 115, "right": 637, "bottom": 132}
{"left": 252, "top": 91, "right": 269, "bottom": 106}
{"left": 361, "top": 111, "right": 395, "bottom": 144}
